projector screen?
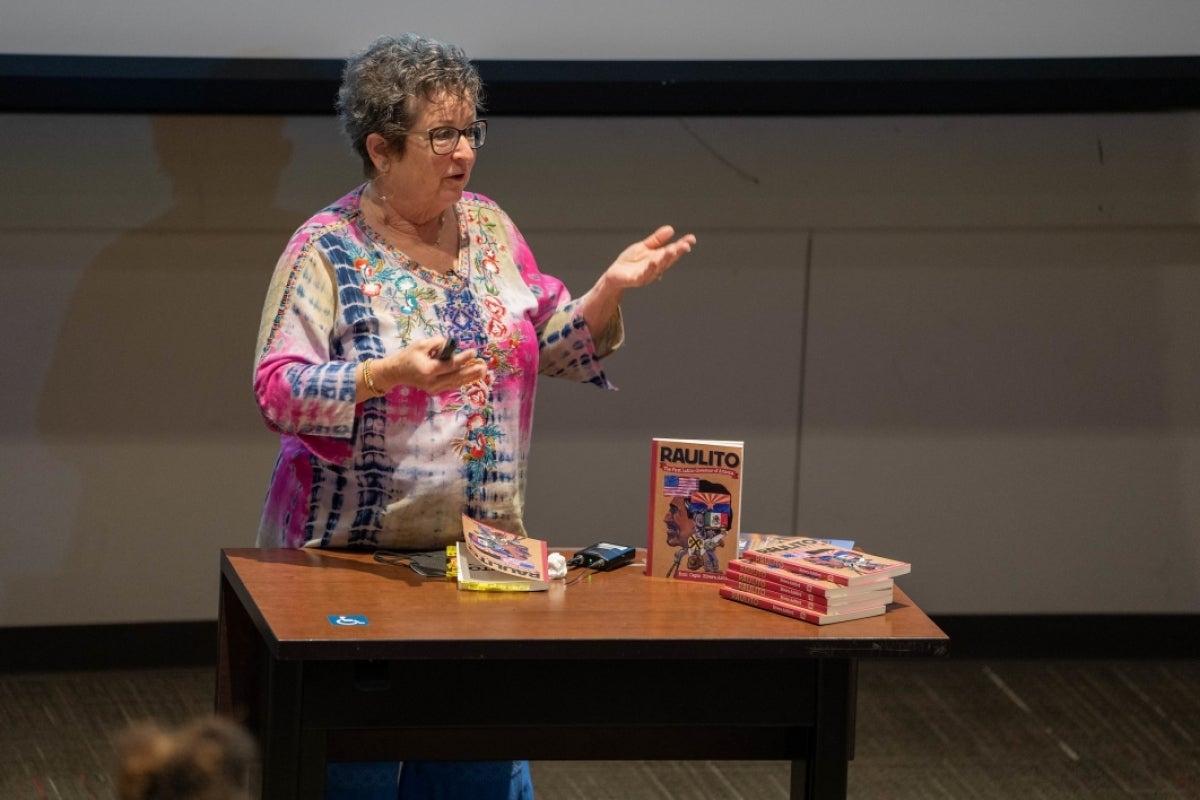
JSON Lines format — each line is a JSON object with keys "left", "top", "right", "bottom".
{"left": 4, "top": 0, "right": 1200, "bottom": 61}
{"left": 2, "top": 0, "right": 1199, "bottom": 115}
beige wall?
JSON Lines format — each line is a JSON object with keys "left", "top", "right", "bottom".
{"left": 2, "top": 111, "right": 1198, "bottom": 624}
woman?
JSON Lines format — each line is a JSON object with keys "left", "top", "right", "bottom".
{"left": 253, "top": 33, "right": 695, "bottom": 798}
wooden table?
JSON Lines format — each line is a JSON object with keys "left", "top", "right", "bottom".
{"left": 216, "top": 548, "right": 947, "bottom": 799}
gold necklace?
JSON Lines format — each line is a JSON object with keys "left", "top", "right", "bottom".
{"left": 382, "top": 210, "right": 444, "bottom": 246}
{"left": 431, "top": 212, "right": 445, "bottom": 247}
{"left": 370, "top": 181, "right": 445, "bottom": 246}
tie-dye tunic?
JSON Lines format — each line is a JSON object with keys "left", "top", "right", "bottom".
{"left": 254, "top": 186, "right": 621, "bottom": 549}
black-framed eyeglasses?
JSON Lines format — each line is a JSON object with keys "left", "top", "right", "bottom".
{"left": 420, "top": 119, "right": 488, "bottom": 155}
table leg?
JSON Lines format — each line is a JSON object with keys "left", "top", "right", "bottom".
{"left": 259, "top": 656, "right": 304, "bottom": 799}
{"left": 216, "top": 573, "right": 258, "bottom": 721}
{"left": 790, "top": 657, "right": 854, "bottom": 800}
{"left": 297, "top": 727, "right": 328, "bottom": 799}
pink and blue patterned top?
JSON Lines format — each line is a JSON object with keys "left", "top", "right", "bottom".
{"left": 254, "top": 187, "right": 622, "bottom": 549}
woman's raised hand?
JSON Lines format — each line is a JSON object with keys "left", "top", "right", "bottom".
{"left": 603, "top": 225, "right": 696, "bottom": 289}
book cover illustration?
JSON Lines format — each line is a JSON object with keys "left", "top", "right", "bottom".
{"left": 457, "top": 514, "right": 550, "bottom": 592}
{"left": 645, "top": 438, "right": 744, "bottom": 582}
{"left": 738, "top": 532, "right": 855, "bottom": 557}
{"left": 742, "top": 539, "right": 910, "bottom": 587}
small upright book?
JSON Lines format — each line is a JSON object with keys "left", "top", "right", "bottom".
{"left": 742, "top": 538, "right": 910, "bottom": 587}
{"left": 456, "top": 515, "right": 550, "bottom": 592}
{"left": 645, "top": 437, "right": 744, "bottom": 582}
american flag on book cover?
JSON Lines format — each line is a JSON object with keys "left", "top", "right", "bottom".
{"left": 662, "top": 475, "right": 700, "bottom": 496}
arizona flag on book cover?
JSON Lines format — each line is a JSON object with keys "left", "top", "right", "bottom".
{"left": 646, "top": 437, "right": 743, "bottom": 582}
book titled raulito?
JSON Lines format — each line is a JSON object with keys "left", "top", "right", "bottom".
{"left": 742, "top": 538, "right": 910, "bottom": 587}
{"left": 725, "top": 571, "right": 895, "bottom": 611}
{"left": 645, "top": 437, "right": 744, "bottom": 582}
{"left": 456, "top": 514, "right": 550, "bottom": 592}
{"left": 719, "top": 585, "right": 887, "bottom": 625}
{"left": 726, "top": 558, "right": 894, "bottom": 601}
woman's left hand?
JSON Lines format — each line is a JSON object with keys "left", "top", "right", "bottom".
{"left": 604, "top": 225, "right": 696, "bottom": 289}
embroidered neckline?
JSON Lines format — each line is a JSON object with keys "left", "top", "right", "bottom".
{"left": 354, "top": 186, "right": 470, "bottom": 290}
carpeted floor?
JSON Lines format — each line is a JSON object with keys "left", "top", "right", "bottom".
{"left": 2, "top": 659, "right": 1198, "bottom": 799}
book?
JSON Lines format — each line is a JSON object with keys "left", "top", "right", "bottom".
{"left": 726, "top": 558, "right": 893, "bottom": 600}
{"left": 645, "top": 437, "right": 744, "bottom": 582}
{"left": 725, "top": 574, "right": 894, "bottom": 611}
{"left": 738, "top": 532, "right": 855, "bottom": 557}
{"left": 719, "top": 586, "right": 888, "bottom": 625}
{"left": 741, "top": 539, "right": 910, "bottom": 587}
{"left": 456, "top": 515, "right": 550, "bottom": 592}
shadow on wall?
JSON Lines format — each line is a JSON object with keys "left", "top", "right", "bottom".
{"left": 37, "top": 115, "right": 302, "bottom": 440}
{"left": 24, "top": 115, "right": 307, "bottom": 620}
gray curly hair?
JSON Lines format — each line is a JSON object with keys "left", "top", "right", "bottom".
{"left": 336, "top": 33, "right": 484, "bottom": 177}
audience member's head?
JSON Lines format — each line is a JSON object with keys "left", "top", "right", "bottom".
{"left": 115, "top": 715, "right": 256, "bottom": 800}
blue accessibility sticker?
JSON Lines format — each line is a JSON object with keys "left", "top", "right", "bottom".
{"left": 328, "top": 614, "right": 369, "bottom": 626}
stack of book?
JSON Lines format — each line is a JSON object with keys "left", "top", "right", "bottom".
{"left": 721, "top": 536, "right": 910, "bottom": 625}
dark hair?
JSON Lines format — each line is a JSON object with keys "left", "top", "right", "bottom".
{"left": 336, "top": 33, "right": 484, "bottom": 176}
{"left": 115, "top": 716, "right": 257, "bottom": 800}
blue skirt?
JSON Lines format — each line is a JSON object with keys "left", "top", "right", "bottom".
{"left": 326, "top": 760, "right": 534, "bottom": 799}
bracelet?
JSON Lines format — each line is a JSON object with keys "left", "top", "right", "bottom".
{"left": 361, "top": 359, "right": 386, "bottom": 396}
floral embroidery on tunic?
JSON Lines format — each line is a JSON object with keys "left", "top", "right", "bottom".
{"left": 253, "top": 187, "right": 618, "bottom": 550}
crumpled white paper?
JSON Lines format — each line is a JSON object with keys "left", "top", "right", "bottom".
{"left": 547, "top": 552, "right": 568, "bottom": 579}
